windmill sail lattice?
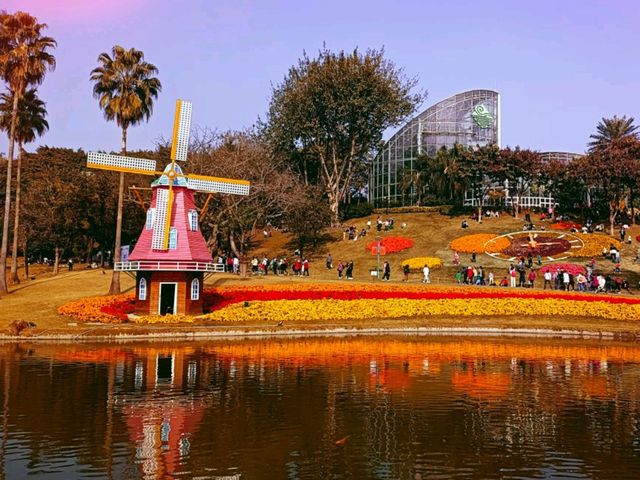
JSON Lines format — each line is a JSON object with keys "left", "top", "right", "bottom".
{"left": 86, "top": 99, "right": 251, "bottom": 252}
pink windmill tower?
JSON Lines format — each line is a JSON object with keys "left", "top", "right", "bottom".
{"left": 87, "top": 100, "right": 250, "bottom": 315}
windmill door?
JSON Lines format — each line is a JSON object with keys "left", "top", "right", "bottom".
{"left": 159, "top": 283, "right": 177, "bottom": 315}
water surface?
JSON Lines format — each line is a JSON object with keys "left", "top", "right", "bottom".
{"left": 1, "top": 336, "right": 640, "bottom": 479}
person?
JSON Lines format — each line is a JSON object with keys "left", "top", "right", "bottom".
{"left": 543, "top": 270, "right": 552, "bottom": 289}
{"left": 403, "top": 263, "right": 410, "bottom": 282}
{"left": 422, "top": 264, "right": 430, "bottom": 284}
{"left": 382, "top": 261, "right": 391, "bottom": 281}
{"left": 471, "top": 252, "right": 476, "bottom": 263}
{"left": 337, "top": 261, "right": 344, "bottom": 279}
{"left": 500, "top": 276, "right": 509, "bottom": 287}
{"left": 527, "top": 269, "right": 536, "bottom": 288}
{"left": 326, "top": 253, "right": 332, "bottom": 270}
{"left": 455, "top": 269, "right": 463, "bottom": 285}
{"left": 488, "top": 271, "right": 495, "bottom": 286}
{"left": 346, "top": 260, "right": 354, "bottom": 280}
{"left": 233, "top": 256, "right": 240, "bottom": 274}
{"left": 509, "top": 265, "right": 517, "bottom": 288}
{"left": 67, "top": 258, "right": 74, "bottom": 271}
{"left": 302, "top": 258, "right": 310, "bottom": 276}
{"left": 461, "top": 220, "right": 469, "bottom": 229}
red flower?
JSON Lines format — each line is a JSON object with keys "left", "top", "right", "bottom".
{"left": 551, "top": 221, "right": 582, "bottom": 231}
{"left": 539, "top": 263, "right": 586, "bottom": 276}
{"left": 366, "top": 236, "right": 414, "bottom": 255}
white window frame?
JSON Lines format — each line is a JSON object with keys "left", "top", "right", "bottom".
{"left": 188, "top": 209, "right": 198, "bottom": 231}
{"left": 191, "top": 277, "right": 200, "bottom": 300}
{"left": 145, "top": 208, "right": 155, "bottom": 230}
{"left": 168, "top": 227, "right": 178, "bottom": 250}
{"left": 138, "top": 277, "right": 147, "bottom": 300}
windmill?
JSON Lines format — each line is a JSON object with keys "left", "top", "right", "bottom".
{"left": 87, "top": 100, "right": 251, "bottom": 316}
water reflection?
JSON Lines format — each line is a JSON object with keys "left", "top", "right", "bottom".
{"left": 0, "top": 336, "right": 639, "bottom": 479}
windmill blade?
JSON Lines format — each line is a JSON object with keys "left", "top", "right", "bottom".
{"left": 186, "top": 173, "right": 250, "bottom": 196}
{"left": 170, "top": 99, "right": 192, "bottom": 162}
{"left": 151, "top": 187, "right": 170, "bottom": 250}
{"left": 87, "top": 152, "right": 157, "bottom": 175}
{"left": 162, "top": 179, "right": 175, "bottom": 250}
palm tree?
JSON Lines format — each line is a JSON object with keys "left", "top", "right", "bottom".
{"left": 588, "top": 115, "right": 638, "bottom": 152}
{"left": 90, "top": 45, "right": 161, "bottom": 294}
{"left": 0, "top": 11, "right": 56, "bottom": 293}
{"left": 0, "top": 88, "right": 49, "bottom": 283}
{"left": 399, "top": 155, "right": 431, "bottom": 205}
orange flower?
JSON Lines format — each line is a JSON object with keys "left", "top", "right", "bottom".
{"left": 450, "top": 234, "right": 510, "bottom": 253}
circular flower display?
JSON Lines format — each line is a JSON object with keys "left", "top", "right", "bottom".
{"left": 539, "top": 263, "right": 586, "bottom": 276}
{"left": 502, "top": 235, "right": 571, "bottom": 257}
{"left": 366, "top": 236, "right": 414, "bottom": 254}
{"left": 450, "top": 234, "right": 510, "bottom": 253}
{"left": 401, "top": 257, "right": 443, "bottom": 271}
{"left": 551, "top": 221, "right": 582, "bottom": 231}
{"left": 572, "top": 233, "right": 622, "bottom": 257}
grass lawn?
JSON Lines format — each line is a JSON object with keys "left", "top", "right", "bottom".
{"left": 2, "top": 211, "right": 640, "bottom": 338}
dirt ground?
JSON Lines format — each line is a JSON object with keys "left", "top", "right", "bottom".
{"left": 2, "top": 212, "right": 640, "bottom": 339}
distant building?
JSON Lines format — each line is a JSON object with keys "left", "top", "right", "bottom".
{"left": 370, "top": 89, "right": 500, "bottom": 207}
{"left": 539, "top": 151, "right": 583, "bottom": 164}
{"left": 370, "top": 89, "right": 584, "bottom": 210}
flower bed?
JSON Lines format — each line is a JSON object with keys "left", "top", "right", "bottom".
{"left": 58, "top": 293, "right": 135, "bottom": 323}
{"left": 401, "top": 257, "right": 443, "bottom": 272}
{"left": 366, "top": 236, "right": 414, "bottom": 254}
{"left": 203, "top": 297, "right": 640, "bottom": 323}
{"left": 539, "top": 263, "right": 586, "bottom": 276}
{"left": 551, "top": 221, "right": 582, "bottom": 231}
{"left": 59, "top": 283, "right": 640, "bottom": 324}
{"left": 450, "top": 234, "right": 510, "bottom": 253}
{"left": 502, "top": 235, "right": 571, "bottom": 257}
{"left": 571, "top": 233, "right": 621, "bottom": 257}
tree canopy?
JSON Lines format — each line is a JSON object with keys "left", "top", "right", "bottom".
{"left": 266, "top": 47, "right": 423, "bottom": 224}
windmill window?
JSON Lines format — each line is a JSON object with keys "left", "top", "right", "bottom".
{"left": 145, "top": 208, "right": 155, "bottom": 230}
{"left": 139, "top": 277, "right": 147, "bottom": 301}
{"left": 169, "top": 227, "right": 178, "bottom": 250}
{"left": 191, "top": 278, "right": 200, "bottom": 300}
{"left": 189, "top": 209, "right": 198, "bottom": 231}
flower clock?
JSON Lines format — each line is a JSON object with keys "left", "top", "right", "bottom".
{"left": 484, "top": 231, "right": 584, "bottom": 262}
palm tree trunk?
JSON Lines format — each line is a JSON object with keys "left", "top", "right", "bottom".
{"left": 10, "top": 144, "right": 24, "bottom": 284}
{"left": 0, "top": 92, "right": 20, "bottom": 294}
{"left": 108, "top": 127, "right": 127, "bottom": 294}
{"left": 22, "top": 238, "right": 28, "bottom": 279}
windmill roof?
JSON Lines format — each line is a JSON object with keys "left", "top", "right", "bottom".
{"left": 151, "top": 163, "right": 188, "bottom": 187}
{"left": 129, "top": 184, "right": 212, "bottom": 263}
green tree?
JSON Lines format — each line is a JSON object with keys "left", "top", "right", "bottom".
{"left": 451, "top": 144, "right": 504, "bottom": 222}
{"left": 90, "top": 45, "right": 161, "bottom": 294}
{"left": 0, "top": 88, "right": 48, "bottom": 282}
{"left": 588, "top": 115, "right": 638, "bottom": 153}
{"left": 267, "top": 47, "right": 423, "bottom": 224}
{"left": 499, "top": 147, "right": 543, "bottom": 218}
{"left": 579, "top": 136, "right": 640, "bottom": 235}
{"left": 0, "top": 11, "right": 55, "bottom": 293}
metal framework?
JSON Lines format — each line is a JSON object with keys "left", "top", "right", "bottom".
{"left": 370, "top": 90, "right": 500, "bottom": 207}
{"left": 115, "top": 261, "right": 225, "bottom": 272}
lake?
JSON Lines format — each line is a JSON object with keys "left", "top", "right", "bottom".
{"left": 1, "top": 335, "right": 639, "bottom": 479}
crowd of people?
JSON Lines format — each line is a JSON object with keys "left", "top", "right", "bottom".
{"left": 217, "top": 254, "right": 312, "bottom": 276}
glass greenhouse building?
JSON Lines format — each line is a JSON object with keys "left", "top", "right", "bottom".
{"left": 370, "top": 89, "right": 501, "bottom": 207}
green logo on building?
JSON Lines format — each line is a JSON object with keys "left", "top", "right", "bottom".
{"left": 471, "top": 104, "right": 494, "bottom": 128}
